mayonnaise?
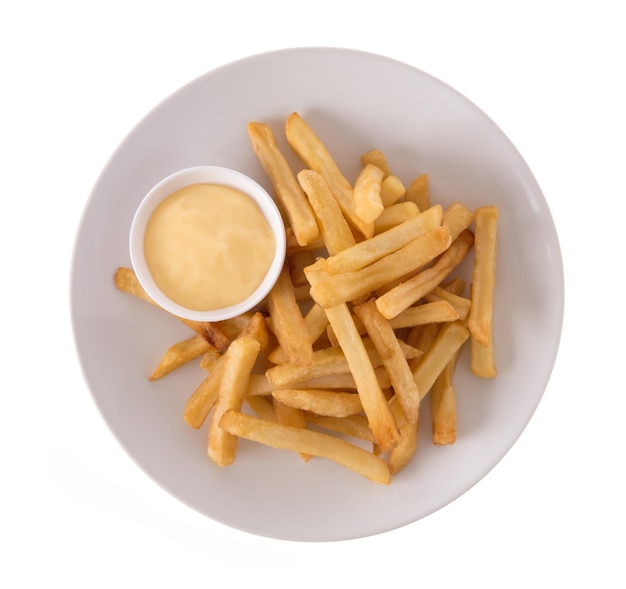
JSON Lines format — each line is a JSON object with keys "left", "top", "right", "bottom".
{"left": 143, "top": 183, "right": 276, "bottom": 311}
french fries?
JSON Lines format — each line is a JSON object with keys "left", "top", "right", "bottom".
{"left": 285, "top": 112, "right": 371, "bottom": 238}
{"left": 247, "top": 121, "right": 319, "bottom": 246}
{"left": 353, "top": 163, "right": 385, "bottom": 229}
{"left": 150, "top": 334, "right": 211, "bottom": 380}
{"left": 207, "top": 336, "right": 261, "bottom": 466}
{"left": 115, "top": 110, "right": 500, "bottom": 485}
{"left": 219, "top": 410, "right": 390, "bottom": 484}
{"left": 354, "top": 300, "right": 420, "bottom": 424}
{"left": 272, "top": 389, "right": 363, "bottom": 418}
{"left": 267, "top": 264, "right": 313, "bottom": 366}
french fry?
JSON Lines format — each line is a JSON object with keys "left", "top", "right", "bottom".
{"left": 360, "top": 148, "right": 390, "bottom": 177}
{"left": 247, "top": 121, "right": 319, "bottom": 246}
{"left": 272, "top": 389, "right": 363, "bottom": 418}
{"left": 412, "top": 321, "right": 469, "bottom": 400}
{"left": 216, "top": 312, "right": 256, "bottom": 340}
{"left": 219, "top": 410, "right": 390, "bottom": 484}
{"left": 267, "top": 302, "right": 330, "bottom": 364}
{"left": 267, "top": 264, "right": 313, "bottom": 366}
{"left": 471, "top": 322, "right": 497, "bottom": 378}
{"left": 285, "top": 112, "right": 370, "bottom": 238}
{"left": 468, "top": 206, "right": 498, "bottom": 347}
{"left": 388, "top": 300, "right": 459, "bottom": 330}
{"left": 237, "top": 311, "right": 270, "bottom": 353}
{"left": 184, "top": 353, "right": 228, "bottom": 429}
{"left": 424, "top": 287, "right": 472, "bottom": 321}
{"left": 245, "top": 395, "right": 277, "bottom": 422}
{"left": 309, "top": 226, "right": 452, "bottom": 308}
{"left": 305, "top": 413, "right": 375, "bottom": 443}
{"left": 405, "top": 173, "right": 429, "bottom": 211}
{"left": 431, "top": 347, "right": 461, "bottom": 445}
{"left": 207, "top": 336, "right": 261, "bottom": 466}
{"left": 247, "top": 368, "right": 392, "bottom": 396}
{"left": 114, "top": 266, "right": 154, "bottom": 304}
{"left": 353, "top": 163, "right": 385, "bottom": 229}
{"left": 374, "top": 201, "right": 421, "bottom": 233}
{"left": 199, "top": 348, "right": 222, "bottom": 372}
{"left": 354, "top": 300, "right": 420, "bottom": 424}
{"left": 322, "top": 302, "right": 400, "bottom": 452}
{"left": 272, "top": 398, "right": 310, "bottom": 461}
{"left": 442, "top": 202, "right": 474, "bottom": 241}
{"left": 265, "top": 339, "right": 421, "bottom": 387}
{"left": 380, "top": 175, "right": 406, "bottom": 207}
{"left": 321, "top": 205, "right": 443, "bottom": 275}
{"left": 375, "top": 229, "right": 474, "bottom": 319}
{"left": 179, "top": 318, "right": 231, "bottom": 353}
{"left": 387, "top": 396, "right": 419, "bottom": 475}
{"left": 150, "top": 334, "right": 211, "bottom": 380}
{"left": 297, "top": 169, "right": 356, "bottom": 255}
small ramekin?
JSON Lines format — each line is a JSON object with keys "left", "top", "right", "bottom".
{"left": 129, "top": 165, "right": 286, "bottom": 322}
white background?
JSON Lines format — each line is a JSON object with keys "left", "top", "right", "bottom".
{"left": 2, "top": 1, "right": 624, "bottom": 587}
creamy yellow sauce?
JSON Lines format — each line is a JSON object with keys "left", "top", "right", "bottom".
{"left": 144, "top": 183, "right": 276, "bottom": 311}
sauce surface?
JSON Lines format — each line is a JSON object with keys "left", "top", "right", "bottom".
{"left": 144, "top": 183, "right": 276, "bottom": 311}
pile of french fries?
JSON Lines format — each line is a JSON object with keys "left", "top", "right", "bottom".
{"left": 114, "top": 112, "right": 498, "bottom": 485}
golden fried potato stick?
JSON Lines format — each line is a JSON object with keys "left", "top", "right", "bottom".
{"left": 375, "top": 229, "right": 474, "bottom": 319}
{"left": 114, "top": 267, "right": 231, "bottom": 352}
{"left": 405, "top": 173, "right": 429, "bottom": 211}
{"left": 304, "top": 413, "right": 375, "bottom": 443}
{"left": 184, "top": 312, "right": 268, "bottom": 429}
{"left": 285, "top": 112, "right": 370, "bottom": 238}
{"left": 373, "top": 201, "right": 421, "bottom": 233}
{"left": 430, "top": 346, "right": 461, "bottom": 445}
{"left": 245, "top": 395, "right": 277, "bottom": 422}
{"left": 388, "top": 300, "right": 459, "bottom": 330}
{"left": 353, "top": 163, "right": 385, "bottom": 229}
{"left": 184, "top": 354, "right": 228, "bottom": 429}
{"left": 272, "top": 398, "right": 310, "bottom": 461}
{"left": 309, "top": 226, "right": 452, "bottom": 309}
{"left": 272, "top": 389, "right": 363, "bottom": 418}
{"left": 411, "top": 321, "right": 469, "bottom": 400}
{"left": 323, "top": 303, "right": 400, "bottom": 453}
{"left": 360, "top": 148, "right": 391, "bottom": 177}
{"left": 266, "top": 338, "right": 420, "bottom": 387}
{"left": 468, "top": 206, "right": 499, "bottom": 347}
{"left": 150, "top": 334, "right": 211, "bottom": 380}
{"left": 387, "top": 396, "right": 419, "bottom": 475}
{"left": 424, "top": 287, "right": 472, "bottom": 321}
{"left": 267, "top": 302, "right": 330, "bottom": 364}
{"left": 247, "top": 367, "right": 392, "bottom": 396}
{"left": 297, "top": 169, "right": 356, "bottom": 256}
{"left": 380, "top": 175, "right": 406, "bottom": 207}
{"left": 237, "top": 311, "right": 270, "bottom": 354}
{"left": 114, "top": 266, "right": 154, "bottom": 303}
{"left": 216, "top": 312, "right": 256, "bottom": 340}
{"left": 354, "top": 300, "right": 421, "bottom": 424}
{"left": 442, "top": 202, "right": 474, "bottom": 241}
{"left": 207, "top": 336, "right": 262, "bottom": 467}
{"left": 322, "top": 205, "right": 443, "bottom": 275}
{"left": 247, "top": 121, "right": 319, "bottom": 246}
{"left": 220, "top": 410, "right": 390, "bottom": 484}
{"left": 471, "top": 322, "right": 497, "bottom": 378}
{"left": 199, "top": 348, "right": 222, "bottom": 372}
{"left": 267, "top": 264, "right": 313, "bottom": 366}
{"left": 178, "top": 319, "right": 231, "bottom": 353}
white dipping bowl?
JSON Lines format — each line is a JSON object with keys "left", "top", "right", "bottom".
{"left": 129, "top": 165, "right": 286, "bottom": 322}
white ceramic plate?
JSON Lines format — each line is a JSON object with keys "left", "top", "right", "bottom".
{"left": 71, "top": 47, "right": 563, "bottom": 542}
